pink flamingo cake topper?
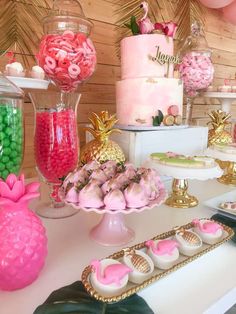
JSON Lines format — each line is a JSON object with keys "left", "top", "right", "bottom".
{"left": 145, "top": 239, "right": 179, "bottom": 255}
{"left": 192, "top": 219, "right": 223, "bottom": 234}
{"left": 138, "top": 1, "right": 154, "bottom": 34}
{"left": 90, "top": 260, "right": 132, "bottom": 286}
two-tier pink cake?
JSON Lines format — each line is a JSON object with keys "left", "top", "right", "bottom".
{"left": 116, "top": 25, "right": 183, "bottom": 127}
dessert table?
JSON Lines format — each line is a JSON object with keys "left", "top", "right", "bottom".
{"left": 0, "top": 179, "right": 236, "bottom": 314}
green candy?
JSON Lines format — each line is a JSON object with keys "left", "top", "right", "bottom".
{"left": 6, "top": 161, "right": 14, "bottom": 171}
{"left": 10, "top": 142, "right": 17, "bottom": 150}
{"left": 10, "top": 150, "right": 18, "bottom": 158}
{"left": 2, "top": 156, "right": 9, "bottom": 163}
{"left": 1, "top": 169, "right": 9, "bottom": 179}
{"left": 3, "top": 147, "right": 11, "bottom": 156}
{"left": 0, "top": 103, "right": 23, "bottom": 175}
{"left": 3, "top": 139, "right": 10, "bottom": 147}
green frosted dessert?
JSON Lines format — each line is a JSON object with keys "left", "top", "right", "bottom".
{"left": 0, "top": 104, "right": 23, "bottom": 179}
{"left": 150, "top": 152, "right": 214, "bottom": 168}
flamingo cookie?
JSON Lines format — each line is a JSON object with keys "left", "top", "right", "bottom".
{"left": 192, "top": 219, "right": 223, "bottom": 245}
{"left": 145, "top": 239, "right": 179, "bottom": 270}
{"left": 90, "top": 258, "right": 132, "bottom": 297}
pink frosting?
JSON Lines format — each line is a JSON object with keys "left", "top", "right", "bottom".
{"left": 120, "top": 34, "right": 174, "bottom": 79}
{"left": 104, "top": 189, "right": 126, "bottom": 210}
{"left": 65, "top": 186, "right": 79, "bottom": 203}
{"left": 124, "top": 167, "right": 136, "bottom": 179}
{"left": 140, "top": 175, "right": 159, "bottom": 200}
{"left": 90, "top": 169, "right": 108, "bottom": 184}
{"left": 82, "top": 161, "right": 100, "bottom": 172}
{"left": 101, "top": 161, "right": 117, "bottom": 179}
{"left": 116, "top": 77, "right": 183, "bottom": 126}
{"left": 114, "top": 173, "right": 129, "bottom": 186}
{"left": 124, "top": 182, "right": 149, "bottom": 208}
{"left": 78, "top": 183, "right": 104, "bottom": 208}
{"left": 101, "top": 179, "right": 121, "bottom": 194}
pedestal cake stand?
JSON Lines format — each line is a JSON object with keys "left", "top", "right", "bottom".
{"left": 205, "top": 148, "right": 236, "bottom": 185}
{"left": 65, "top": 188, "right": 167, "bottom": 247}
{"left": 146, "top": 160, "right": 223, "bottom": 208}
{"left": 203, "top": 92, "right": 236, "bottom": 114}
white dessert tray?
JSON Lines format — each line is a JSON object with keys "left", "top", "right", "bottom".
{"left": 115, "top": 124, "right": 189, "bottom": 131}
{"left": 204, "top": 190, "right": 236, "bottom": 220}
{"left": 145, "top": 158, "right": 223, "bottom": 180}
{"left": 6, "top": 76, "right": 50, "bottom": 89}
{"left": 205, "top": 147, "right": 236, "bottom": 163}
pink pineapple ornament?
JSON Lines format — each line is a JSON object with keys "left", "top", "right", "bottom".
{"left": 0, "top": 174, "right": 47, "bottom": 291}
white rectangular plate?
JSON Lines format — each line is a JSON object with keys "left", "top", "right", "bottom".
{"left": 204, "top": 190, "right": 236, "bottom": 220}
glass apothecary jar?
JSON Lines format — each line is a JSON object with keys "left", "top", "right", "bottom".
{"left": 179, "top": 22, "right": 214, "bottom": 124}
{"left": 38, "top": 0, "right": 97, "bottom": 93}
{"left": 0, "top": 73, "right": 24, "bottom": 179}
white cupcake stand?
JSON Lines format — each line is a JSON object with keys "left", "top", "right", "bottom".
{"left": 145, "top": 159, "right": 223, "bottom": 208}
{"left": 65, "top": 188, "right": 167, "bottom": 247}
{"left": 203, "top": 92, "right": 236, "bottom": 113}
{"left": 205, "top": 148, "right": 236, "bottom": 185}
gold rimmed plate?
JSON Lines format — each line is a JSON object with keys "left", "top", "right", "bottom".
{"left": 81, "top": 219, "right": 234, "bottom": 303}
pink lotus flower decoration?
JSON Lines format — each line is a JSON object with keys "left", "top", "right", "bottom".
{"left": 0, "top": 173, "right": 40, "bottom": 205}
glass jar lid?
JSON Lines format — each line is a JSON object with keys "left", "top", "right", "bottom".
{"left": 0, "top": 73, "right": 24, "bottom": 99}
{"left": 180, "top": 21, "right": 211, "bottom": 55}
{"left": 43, "top": 0, "right": 93, "bottom": 35}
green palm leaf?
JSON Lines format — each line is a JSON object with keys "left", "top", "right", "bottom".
{"left": 0, "top": 0, "right": 51, "bottom": 66}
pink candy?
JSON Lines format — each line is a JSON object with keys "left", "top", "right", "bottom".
{"left": 179, "top": 52, "right": 214, "bottom": 97}
{"left": 38, "top": 31, "right": 96, "bottom": 92}
{"left": 35, "top": 109, "right": 78, "bottom": 183}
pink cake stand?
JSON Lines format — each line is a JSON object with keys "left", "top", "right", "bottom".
{"left": 64, "top": 188, "right": 167, "bottom": 247}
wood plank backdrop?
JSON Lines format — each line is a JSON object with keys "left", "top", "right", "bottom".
{"left": 0, "top": 0, "right": 236, "bottom": 177}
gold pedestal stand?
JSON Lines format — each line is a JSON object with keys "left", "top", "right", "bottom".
{"left": 218, "top": 161, "right": 236, "bottom": 185}
{"left": 165, "top": 179, "right": 198, "bottom": 208}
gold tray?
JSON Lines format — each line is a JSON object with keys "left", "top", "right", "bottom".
{"left": 81, "top": 219, "right": 234, "bottom": 303}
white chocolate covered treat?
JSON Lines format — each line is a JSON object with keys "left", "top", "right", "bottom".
{"left": 90, "top": 259, "right": 132, "bottom": 297}
{"left": 192, "top": 219, "right": 223, "bottom": 245}
{"left": 122, "top": 249, "right": 154, "bottom": 284}
{"left": 145, "top": 239, "right": 179, "bottom": 269}
{"left": 31, "top": 65, "right": 45, "bottom": 79}
{"left": 5, "top": 62, "right": 25, "bottom": 77}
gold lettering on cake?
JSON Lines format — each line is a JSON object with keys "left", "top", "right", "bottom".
{"left": 148, "top": 46, "right": 180, "bottom": 77}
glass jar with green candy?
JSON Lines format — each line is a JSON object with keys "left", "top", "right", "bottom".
{"left": 0, "top": 74, "right": 24, "bottom": 179}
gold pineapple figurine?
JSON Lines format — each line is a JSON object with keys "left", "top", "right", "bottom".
{"left": 207, "top": 110, "right": 232, "bottom": 146}
{"left": 80, "top": 111, "right": 125, "bottom": 164}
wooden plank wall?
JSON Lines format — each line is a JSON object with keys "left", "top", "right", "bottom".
{"left": 192, "top": 8, "right": 236, "bottom": 125}
{"left": 1, "top": 1, "right": 236, "bottom": 177}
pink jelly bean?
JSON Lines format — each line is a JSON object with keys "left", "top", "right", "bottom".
{"left": 35, "top": 109, "right": 78, "bottom": 182}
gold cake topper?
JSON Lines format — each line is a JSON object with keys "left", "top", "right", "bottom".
{"left": 149, "top": 46, "right": 180, "bottom": 77}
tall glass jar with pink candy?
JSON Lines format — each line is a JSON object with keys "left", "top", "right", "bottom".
{"left": 179, "top": 22, "right": 214, "bottom": 124}
{"left": 38, "top": 0, "right": 96, "bottom": 93}
{"left": 29, "top": 92, "right": 80, "bottom": 219}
